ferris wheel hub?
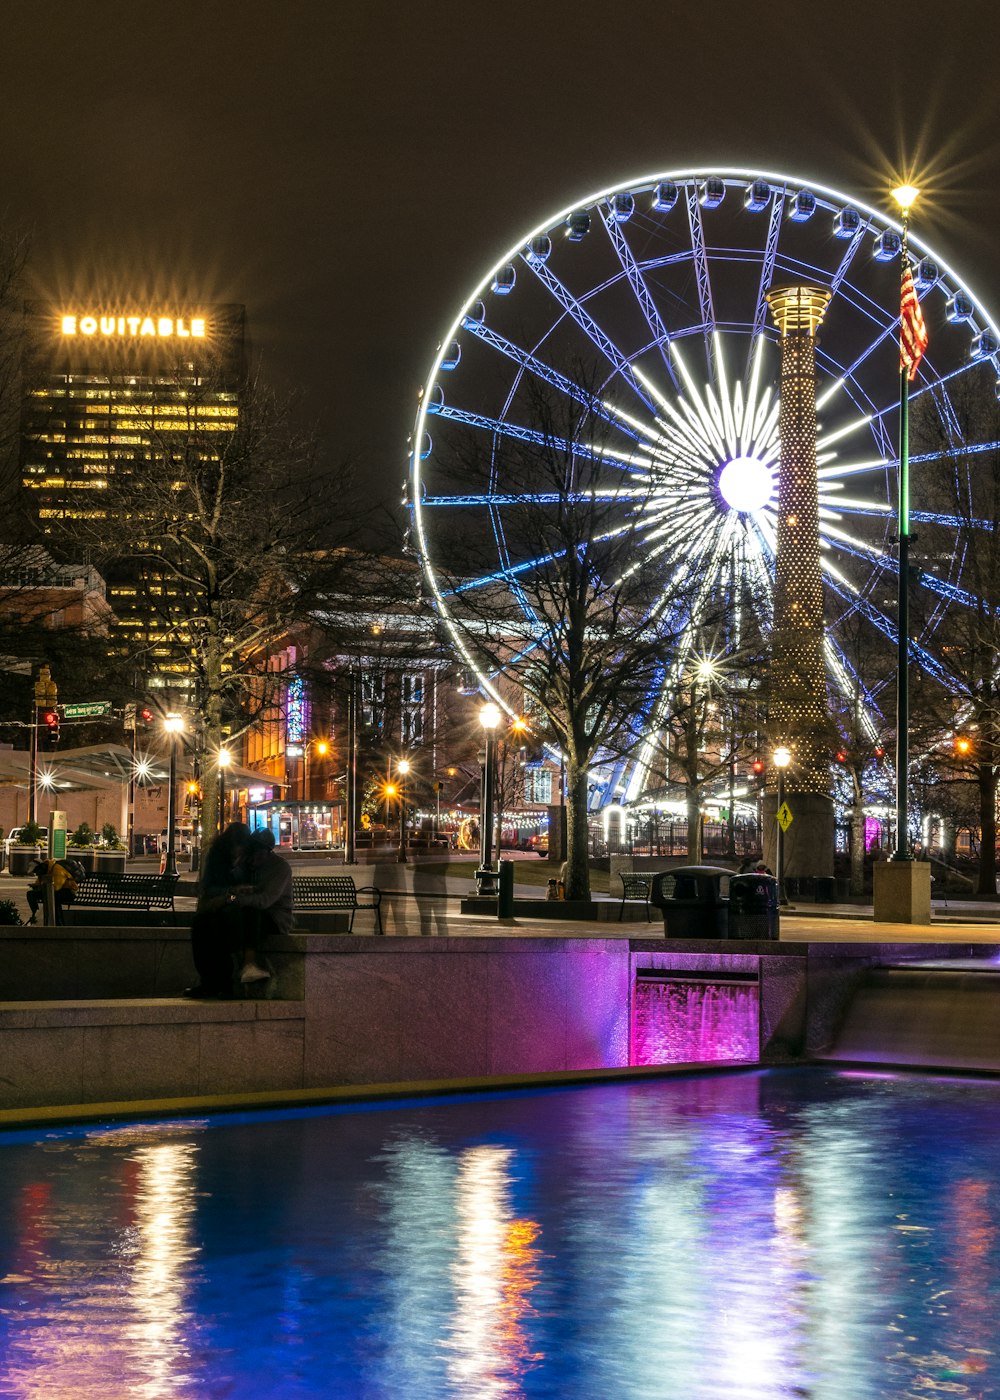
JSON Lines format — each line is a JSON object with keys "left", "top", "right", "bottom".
{"left": 718, "top": 455, "right": 773, "bottom": 514}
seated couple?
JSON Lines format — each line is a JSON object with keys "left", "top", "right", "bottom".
{"left": 185, "top": 823, "right": 293, "bottom": 999}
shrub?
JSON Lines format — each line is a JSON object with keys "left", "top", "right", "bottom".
{"left": 0, "top": 899, "right": 22, "bottom": 925}
{"left": 18, "top": 820, "right": 44, "bottom": 846}
{"left": 100, "top": 823, "right": 126, "bottom": 850}
{"left": 69, "top": 822, "right": 95, "bottom": 848}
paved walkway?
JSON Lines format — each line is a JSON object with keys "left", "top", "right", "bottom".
{"left": 5, "top": 859, "right": 999, "bottom": 946}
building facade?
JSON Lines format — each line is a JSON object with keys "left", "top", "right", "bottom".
{"left": 20, "top": 300, "right": 246, "bottom": 689}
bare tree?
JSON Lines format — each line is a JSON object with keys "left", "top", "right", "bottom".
{"left": 425, "top": 372, "right": 705, "bottom": 900}
{"left": 912, "top": 365, "right": 1000, "bottom": 896}
{"left": 54, "top": 364, "right": 359, "bottom": 837}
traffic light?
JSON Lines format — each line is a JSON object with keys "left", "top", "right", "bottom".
{"left": 139, "top": 706, "right": 154, "bottom": 726}
{"left": 751, "top": 758, "right": 765, "bottom": 779}
{"left": 41, "top": 708, "right": 60, "bottom": 749}
{"left": 835, "top": 748, "right": 848, "bottom": 764}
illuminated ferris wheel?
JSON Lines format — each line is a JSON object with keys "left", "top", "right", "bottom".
{"left": 408, "top": 167, "right": 1000, "bottom": 802}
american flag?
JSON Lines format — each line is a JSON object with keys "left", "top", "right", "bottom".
{"left": 900, "top": 255, "right": 928, "bottom": 381}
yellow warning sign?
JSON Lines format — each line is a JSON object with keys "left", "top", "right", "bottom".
{"left": 777, "top": 803, "right": 794, "bottom": 832}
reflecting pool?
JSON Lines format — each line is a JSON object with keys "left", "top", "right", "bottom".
{"left": 1, "top": 1068, "right": 999, "bottom": 1397}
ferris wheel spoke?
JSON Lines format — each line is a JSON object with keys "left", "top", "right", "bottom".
{"left": 823, "top": 578, "right": 957, "bottom": 690}
{"left": 434, "top": 405, "right": 647, "bottom": 472}
{"left": 910, "top": 439, "right": 1000, "bottom": 468}
{"left": 600, "top": 210, "right": 678, "bottom": 389}
{"left": 685, "top": 189, "right": 717, "bottom": 382}
{"left": 746, "top": 192, "right": 785, "bottom": 375}
{"left": 461, "top": 319, "right": 644, "bottom": 442}
{"left": 828, "top": 217, "right": 871, "bottom": 295}
{"left": 824, "top": 638, "right": 886, "bottom": 736}
{"left": 522, "top": 257, "right": 656, "bottom": 412}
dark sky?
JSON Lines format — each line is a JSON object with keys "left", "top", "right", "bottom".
{"left": 2, "top": 0, "right": 1000, "bottom": 511}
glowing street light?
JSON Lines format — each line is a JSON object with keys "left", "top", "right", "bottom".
{"left": 397, "top": 757, "right": 411, "bottom": 864}
{"left": 476, "top": 702, "right": 502, "bottom": 895}
{"left": 163, "top": 712, "right": 185, "bottom": 878}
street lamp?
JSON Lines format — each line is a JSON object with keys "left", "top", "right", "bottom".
{"left": 773, "top": 744, "right": 791, "bottom": 906}
{"left": 396, "top": 757, "right": 411, "bottom": 864}
{"left": 163, "top": 712, "right": 185, "bottom": 877}
{"left": 217, "top": 748, "right": 232, "bottom": 836}
{"left": 476, "top": 701, "right": 501, "bottom": 895}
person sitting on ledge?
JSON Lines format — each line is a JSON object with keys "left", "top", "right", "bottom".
{"left": 185, "top": 821, "right": 252, "bottom": 999}
{"left": 228, "top": 828, "right": 294, "bottom": 985}
{"left": 26, "top": 859, "right": 78, "bottom": 926}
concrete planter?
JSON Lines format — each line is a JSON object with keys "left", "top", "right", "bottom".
{"left": 66, "top": 848, "right": 96, "bottom": 873}
{"left": 8, "top": 846, "right": 44, "bottom": 876}
{"left": 94, "top": 850, "right": 127, "bottom": 874}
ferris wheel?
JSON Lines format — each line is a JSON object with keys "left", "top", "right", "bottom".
{"left": 408, "top": 167, "right": 1000, "bottom": 803}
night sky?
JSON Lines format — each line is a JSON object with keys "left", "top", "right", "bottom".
{"left": 2, "top": 0, "right": 1000, "bottom": 515}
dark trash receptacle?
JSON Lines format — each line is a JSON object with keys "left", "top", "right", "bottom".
{"left": 727, "top": 873, "right": 780, "bottom": 940}
{"left": 650, "top": 865, "right": 731, "bottom": 939}
{"left": 814, "top": 875, "right": 836, "bottom": 904}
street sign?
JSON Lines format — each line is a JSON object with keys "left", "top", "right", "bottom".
{"left": 777, "top": 802, "right": 794, "bottom": 832}
{"left": 62, "top": 701, "right": 111, "bottom": 719}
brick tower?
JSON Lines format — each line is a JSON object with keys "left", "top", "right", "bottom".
{"left": 763, "top": 284, "right": 834, "bottom": 884}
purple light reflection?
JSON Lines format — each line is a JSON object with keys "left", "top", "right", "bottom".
{"left": 632, "top": 978, "right": 759, "bottom": 1065}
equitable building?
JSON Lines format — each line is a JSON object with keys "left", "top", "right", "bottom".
{"left": 20, "top": 301, "right": 246, "bottom": 689}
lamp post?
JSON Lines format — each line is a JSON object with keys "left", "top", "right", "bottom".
{"left": 773, "top": 745, "right": 791, "bottom": 906}
{"left": 396, "top": 757, "right": 410, "bottom": 863}
{"left": 476, "top": 701, "right": 501, "bottom": 895}
{"left": 890, "top": 182, "right": 920, "bottom": 862}
{"left": 163, "top": 712, "right": 185, "bottom": 877}
{"left": 217, "top": 748, "right": 232, "bottom": 837}
{"left": 29, "top": 665, "right": 58, "bottom": 827}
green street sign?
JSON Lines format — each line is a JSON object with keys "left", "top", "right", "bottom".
{"left": 62, "top": 701, "right": 112, "bottom": 719}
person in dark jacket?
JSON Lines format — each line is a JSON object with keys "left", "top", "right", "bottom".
{"left": 229, "top": 828, "right": 293, "bottom": 984}
{"left": 183, "top": 822, "right": 252, "bottom": 998}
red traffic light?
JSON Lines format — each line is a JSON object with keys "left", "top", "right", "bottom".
{"left": 43, "top": 710, "right": 58, "bottom": 728}
{"left": 835, "top": 749, "right": 848, "bottom": 764}
{"left": 139, "top": 707, "right": 154, "bottom": 724}
{"left": 751, "top": 759, "right": 765, "bottom": 776}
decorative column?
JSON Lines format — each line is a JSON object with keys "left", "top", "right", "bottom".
{"left": 763, "top": 284, "right": 835, "bottom": 886}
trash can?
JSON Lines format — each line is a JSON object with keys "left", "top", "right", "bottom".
{"left": 650, "top": 865, "right": 731, "bottom": 938}
{"left": 727, "top": 873, "right": 780, "bottom": 940}
{"left": 814, "top": 875, "right": 836, "bottom": 904}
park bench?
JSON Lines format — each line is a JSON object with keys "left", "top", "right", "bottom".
{"left": 619, "top": 872, "right": 652, "bottom": 922}
{"left": 291, "top": 875, "right": 383, "bottom": 933}
{"left": 71, "top": 872, "right": 180, "bottom": 917}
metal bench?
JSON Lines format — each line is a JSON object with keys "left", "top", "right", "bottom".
{"left": 291, "top": 875, "right": 383, "bottom": 933}
{"left": 72, "top": 872, "right": 180, "bottom": 914}
{"left": 619, "top": 872, "right": 652, "bottom": 921}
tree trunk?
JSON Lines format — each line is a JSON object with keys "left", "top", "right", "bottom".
{"left": 977, "top": 760, "right": 998, "bottom": 897}
{"left": 686, "top": 785, "right": 702, "bottom": 863}
{"left": 564, "top": 760, "right": 591, "bottom": 901}
{"left": 849, "top": 769, "right": 865, "bottom": 896}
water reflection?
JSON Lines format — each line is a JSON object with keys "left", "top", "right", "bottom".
{"left": 447, "top": 1145, "right": 543, "bottom": 1396}
{"left": 1, "top": 1074, "right": 1000, "bottom": 1397}
{"left": 0, "top": 1126, "right": 202, "bottom": 1397}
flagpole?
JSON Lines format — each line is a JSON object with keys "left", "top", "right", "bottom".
{"left": 891, "top": 185, "right": 920, "bottom": 861}
{"left": 893, "top": 237, "right": 911, "bottom": 862}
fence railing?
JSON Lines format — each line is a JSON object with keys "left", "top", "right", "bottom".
{"left": 588, "top": 817, "right": 762, "bottom": 861}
